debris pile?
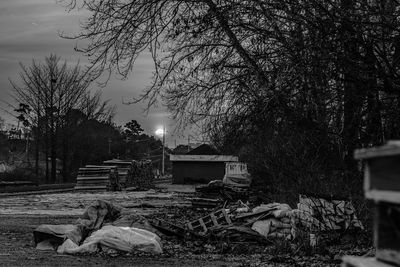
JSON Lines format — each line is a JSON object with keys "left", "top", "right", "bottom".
{"left": 297, "top": 195, "right": 364, "bottom": 231}
{"left": 195, "top": 163, "right": 252, "bottom": 202}
{"left": 195, "top": 180, "right": 249, "bottom": 202}
{"left": 184, "top": 196, "right": 363, "bottom": 243}
{"left": 33, "top": 194, "right": 364, "bottom": 257}
{"left": 223, "top": 162, "right": 252, "bottom": 188}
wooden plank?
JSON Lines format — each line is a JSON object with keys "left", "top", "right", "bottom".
{"left": 354, "top": 145, "right": 400, "bottom": 160}
{"left": 364, "top": 163, "right": 370, "bottom": 194}
{"left": 377, "top": 250, "right": 400, "bottom": 266}
{"left": 74, "top": 186, "right": 107, "bottom": 190}
{"left": 76, "top": 176, "right": 109, "bottom": 181}
{"left": 222, "top": 209, "right": 232, "bottom": 224}
{"left": 341, "top": 256, "right": 396, "bottom": 267}
{"left": 365, "top": 190, "right": 400, "bottom": 203}
{"left": 198, "top": 218, "right": 207, "bottom": 232}
{"left": 210, "top": 213, "right": 219, "bottom": 226}
{"left": 85, "top": 165, "right": 117, "bottom": 169}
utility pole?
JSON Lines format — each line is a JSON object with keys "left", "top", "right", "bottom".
{"left": 162, "top": 124, "right": 165, "bottom": 175}
{"left": 25, "top": 130, "right": 29, "bottom": 163}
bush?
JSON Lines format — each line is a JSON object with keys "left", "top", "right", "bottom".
{"left": 0, "top": 167, "right": 40, "bottom": 183}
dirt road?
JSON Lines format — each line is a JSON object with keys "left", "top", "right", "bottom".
{"left": 0, "top": 189, "right": 358, "bottom": 266}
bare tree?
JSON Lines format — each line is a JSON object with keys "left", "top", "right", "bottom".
{"left": 61, "top": 0, "right": 400, "bottom": 194}
{"left": 10, "top": 54, "right": 92, "bottom": 182}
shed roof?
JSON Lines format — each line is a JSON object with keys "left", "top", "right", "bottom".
{"left": 170, "top": 154, "right": 238, "bottom": 162}
{"left": 186, "top": 144, "right": 220, "bottom": 155}
{"left": 354, "top": 141, "right": 400, "bottom": 159}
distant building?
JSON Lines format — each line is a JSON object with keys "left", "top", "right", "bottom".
{"left": 172, "top": 143, "right": 202, "bottom": 155}
{"left": 172, "top": 144, "right": 192, "bottom": 155}
{"left": 169, "top": 144, "right": 238, "bottom": 184}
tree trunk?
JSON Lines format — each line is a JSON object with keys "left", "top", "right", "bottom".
{"left": 34, "top": 127, "right": 40, "bottom": 183}
{"left": 341, "top": 0, "right": 362, "bottom": 173}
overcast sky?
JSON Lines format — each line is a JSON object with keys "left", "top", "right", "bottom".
{"left": 0, "top": 0, "right": 194, "bottom": 146}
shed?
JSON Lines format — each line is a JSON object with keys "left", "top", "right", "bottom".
{"left": 170, "top": 144, "right": 238, "bottom": 184}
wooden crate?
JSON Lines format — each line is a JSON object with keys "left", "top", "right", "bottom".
{"left": 374, "top": 202, "right": 400, "bottom": 266}
{"left": 355, "top": 142, "right": 400, "bottom": 265}
{"left": 342, "top": 256, "right": 394, "bottom": 267}
{"left": 355, "top": 142, "right": 400, "bottom": 201}
{"left": 74, "top": 167, "right": 111, "bottom": 191}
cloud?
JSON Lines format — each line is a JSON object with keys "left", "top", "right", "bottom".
{"left": 0, "top": 0, "right": 190, "bottom": 145}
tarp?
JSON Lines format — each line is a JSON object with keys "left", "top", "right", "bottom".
{"left": 57, "top": 226, "right": 162, "bottom": 254}
{"left": 33, "top": 200, "right": 163, "bottom": 254}
{"left": 33, "top": 224, "right": 83, "bottom": 250}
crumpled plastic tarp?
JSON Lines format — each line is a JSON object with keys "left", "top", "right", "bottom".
{"left": 33, "top": 200, "right": 162, "bottom": 254}
{"left": 57, "top": 225, "right": 162, "bottom": 254}
{"left": 34, "top": 224, "right": 83, "bottom": 250}
{"left": 76, "top": 199, "right": 121, "bottom": 230}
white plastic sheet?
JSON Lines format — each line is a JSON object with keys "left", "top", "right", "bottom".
{"left": 57, "top": 225, "right": 162, "bottom": 254}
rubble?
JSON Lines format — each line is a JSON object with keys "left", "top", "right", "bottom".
{"left": 190, "top": 197, "right": 221, "bottom": 208}
{"left": 31, "top": 192, "right": 365, "bottom": 259}
{"left": 195, "top": 180, "right": 249, "bottom": 201}
{"left": 297, "top": 195, "right": 364, "bottom": 231}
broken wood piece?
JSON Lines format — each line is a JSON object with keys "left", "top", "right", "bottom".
{"left": 149, "top": 219, "right": 187, "bottom": 238}
{"left": 186, "top": 209, "right": 232, "bottom": 235}
{"left": 341, "top": 256, "right": 395, "bottom": 267}
{"left": 190, "top": 198, "right": 221, "bottom": 208}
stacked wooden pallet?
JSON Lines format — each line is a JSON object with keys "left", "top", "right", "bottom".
{"left": 74, "top": 167, "right": 113, "bottom": 191}
{"left": 75, "top": 159, "right": 156, "bottom": 191}
{"left": 103, "top": 159, "right": 133, "bottom": 188}
{"left": 342, "top": 142, "right": 400, "bottom": 267}
{"left": 84, "top": 165, "right": 120, "bottom": 191}
{"left": 186, "top": 209, "right": 232, "bottom": 235}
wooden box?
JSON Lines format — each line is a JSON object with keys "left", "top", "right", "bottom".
{"left": 355, "top": 142, "right": 400, "bottom": 203}
{"left": 355, "top": 141, "right": 400, "bottom": 265}
{"left": 374, "top": 202, "right": 400, "bottom": 265}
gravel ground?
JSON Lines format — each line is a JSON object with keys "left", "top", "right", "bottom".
{"left": 0, "top": 190, "right": 370, "bottom": 266}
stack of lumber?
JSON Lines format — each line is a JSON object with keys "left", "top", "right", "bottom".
{"left": 75, "top": 159, "right": 156, "bottom": 191}
{"left": 74, "top": 167, "right": 112, "bottom": 191}
{"left": 103, "top": 159, "right": 133, "bottom": 188}
{"left": 84, "top": 165, "right": 120, "bottom": 191}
